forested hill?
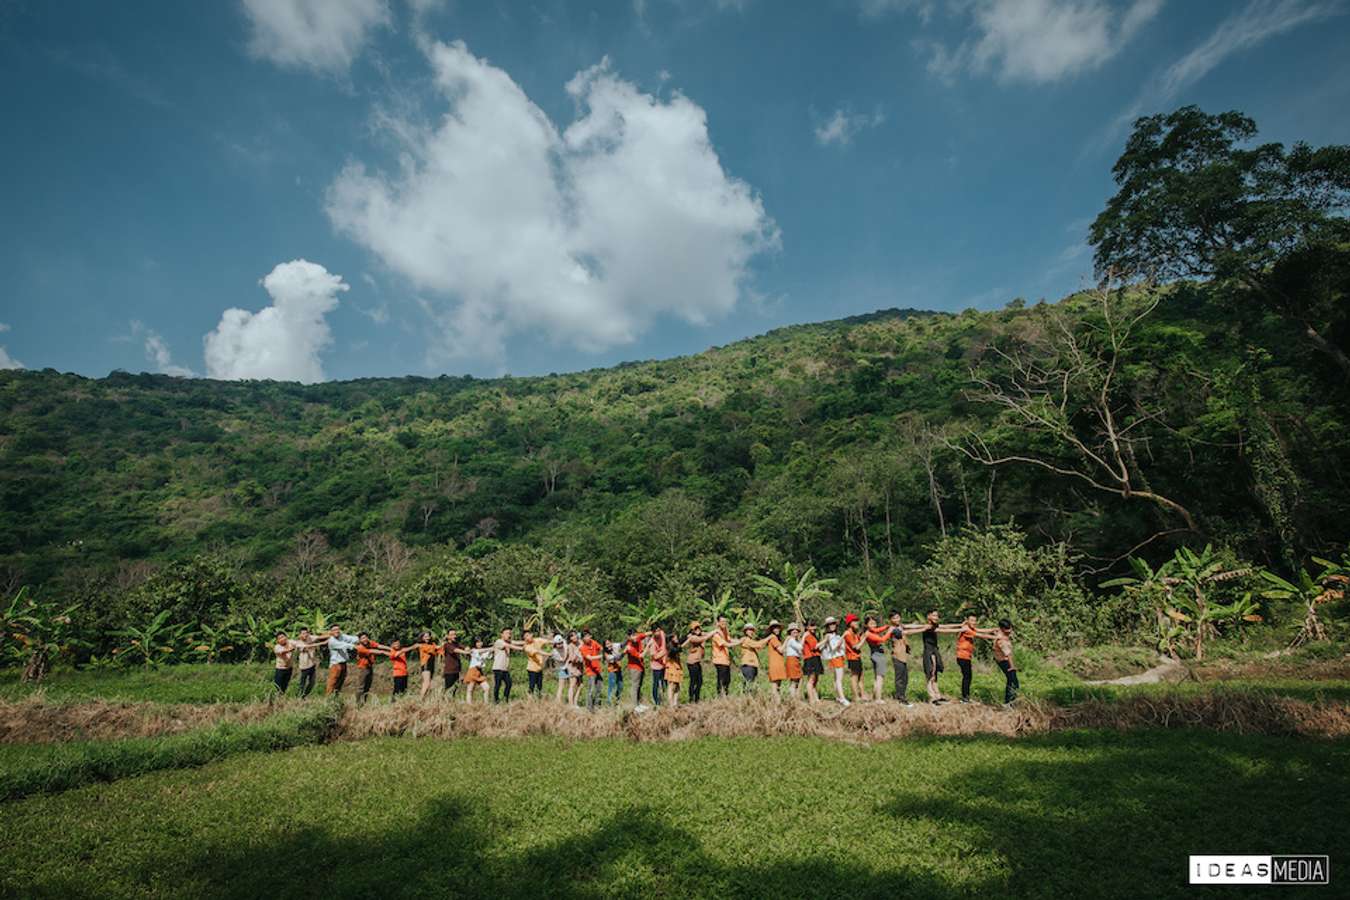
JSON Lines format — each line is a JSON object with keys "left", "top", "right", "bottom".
{"left": 3, "top": 278, "right": 1347, "bottom": 617}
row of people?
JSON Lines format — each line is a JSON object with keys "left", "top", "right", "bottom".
{"left": 270, "top": 612, "right": 1020, "bottom": 707}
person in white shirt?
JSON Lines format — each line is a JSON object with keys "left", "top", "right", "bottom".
{"left": 491, "top": 628, "right": 526, "bottom": 704}
{"left": 818, "top": 617, "right": 850, "bottom": 706}
{"left": 783, "top": 623, "right": 804, "bottom": 700}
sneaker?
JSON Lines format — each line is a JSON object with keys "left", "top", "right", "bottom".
{"left": 904, "top": 702, "right": 915, "bottom": 708}
{"left": 960, "top": 698, "right": 971, "bottom": 704}
{"left": 837, "top": 697, "right": 851, "bottom": 707}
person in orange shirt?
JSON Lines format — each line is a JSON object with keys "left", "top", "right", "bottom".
{"left": 737, "top": 623, "right": 769, "bottom": 693}
{"left": 354, "top": 632, "right": 388, "bottom": 705}
{"left": 842, "top": 613, "right": 866, "bottom": 701}
{"left": 648, "top": 625, "right": 669, "bottom": 706}
{"left": 801, "top": 620, "right": 822, "bottom": 703}
{"left": 955, "top": 613, "right": 1000, "bottom": 703}
{"left": 665, "top": 635, "right": 684, "bottom": 706}
{"left": 681, "top": 621, "right": 711, "bottom": 702}
{"left": 522, "top": 630, "right": 552, "bottom": 699}
{"left": 411, "top": 631, "right": 443, "bottom": 700}
{"left": 710, "top": 616, "right": 734, "bottom": 698}
{"left": 580, "top": 629, "right": 605, "bottom": 710}
{"left": 763, "top": 621, "right": 787, "bottom": 699}
{"left": 385, "top": 640, "right": 412, "bottom": 699}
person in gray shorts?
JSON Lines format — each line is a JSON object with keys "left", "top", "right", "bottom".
{"left": 865, "top": 614, "right": 889, "bottom": 702}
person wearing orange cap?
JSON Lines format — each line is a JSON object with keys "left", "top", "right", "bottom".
{"left": 681, "top": 621, "right": 711, "bottom": 702}
{"left": 842, "top": 613, "right": 866, "bottom": 702}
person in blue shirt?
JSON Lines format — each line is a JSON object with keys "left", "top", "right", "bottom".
{"left": 324, "top": 626, "right": 361, "bottom": 694}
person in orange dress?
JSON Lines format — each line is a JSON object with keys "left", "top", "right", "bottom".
{"left": 411, "top": 631, "right": 443, "bottom": 700}
{"left": 801, "top": 620, "right": 823, "bottom": 703}
{"left": 764, "top": 621, "right": 788, "bottom": 699}
{"left": 665, "top": 635, "right": 684, "bottom": 706}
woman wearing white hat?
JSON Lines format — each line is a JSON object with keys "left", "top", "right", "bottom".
{"left": 737, "top": 623, "right": 769, "bottom": 693}
{"left": 818, "top": 616, "right": 850, "bottom": 706}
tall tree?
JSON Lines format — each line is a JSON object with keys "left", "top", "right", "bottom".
{"left": 1090, "top": 105, "right": 1350, "bottom": 375}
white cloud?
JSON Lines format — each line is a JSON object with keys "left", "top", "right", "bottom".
{"left": 143, "top": 330, "right": 194, "bottom": 378}
{"left": 0, "top": 322, "right": 9, "bottom": 333}
{"left": 203, "top": 260, "right": 348, "bottom": 382}
{"left": 815, "top": 107, "right": 886, "bottom": 146}
{"left": 1096, "top": 0, "right": 1342, "bottom": 149}
{"left": 327, "top": 42, "right": 778, "bottom": 366}
{"left": 241, "top": 0, "right": 391, "bottom": 73}
{"left": 915, "top": 0, "right": 1164, "bottom": 84}
{"left": 0, "top": 346, "right": 22, "bottom": 370}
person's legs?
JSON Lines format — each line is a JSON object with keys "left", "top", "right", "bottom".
{"left": 871, "top": 652, "right": 888, "bottom": 701}
{"left": 556, "top": 674, "right": 566, "bottom": 702}
{"left": 586, "top": 674, "right": 600, "bottom": 710}
{"left": 273, "top": 668, "right": 292, "bottom": 695}
{"left": 607, "top": 671, "right": 618, "bottom": 704}
{"left": 492, "top": 670, "right": 504, "bottom": 703}
{"left": 669, "top": 680, "right": 679, "bottom": 706}
{"left": 893, "top": 660, "right": 909, "bottom": 704}
{"left": 629, "top": 669, "right": 644, "bottom": 706}
{"left": 924, "top": 653, "right": 942, "bottom": 702}
{"left": 832, "top": 667, "right": 848, "bottom": 704}
{"left": 393, "top": 675, "right": 408, "bottom": 698}
{"left": 358, "top": 667, "right": 374, "bottom": 704}
{"left": 651, "top": 669, "right": 666, "bottom": 706}
{"left": 420, "top": 669, "right": 433, "bottom": 700}
{"left": 997, "top": 660, "right": 1019, "bottom": 703}
{"left": 688, "top": 663, "right": 703, "bottom": 703}
{"left": 528, "top": 670, "right": 542, "bottom": 697}
{"left": 958, "top": 658, "right": 973, "bottom": 701}
{"left": 715, "top": 664, "right": 730, "bottom": 697}
{"left": 807, "top": 673, "right": 819, "bottom": 702}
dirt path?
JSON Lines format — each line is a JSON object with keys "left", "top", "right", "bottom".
{"left": 1085, "top": 655, "right": 1186, "bottom": 686}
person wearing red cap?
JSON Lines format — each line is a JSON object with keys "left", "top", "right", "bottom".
{"left": 842, "top": 613, "right": 866, "bottom": 702}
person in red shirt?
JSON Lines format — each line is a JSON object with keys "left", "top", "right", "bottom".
{"left": 842, "top": 613, "right": 866, "bottom": 701}
{"left": 354, "top": 632, "right": 388, "bottom": 705}
{"left": 580, "top": 630, "right": 605, "bottom": 710}
{"left": 801, "top": 621, "right": 822, "bottom": 703}
{"left": 864, "top": 615, "right": 891, "bottom": 703}
{"left": 624, "top": 628, "right": 648, "bottom": 707}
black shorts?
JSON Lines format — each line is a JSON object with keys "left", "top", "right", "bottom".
{"left": 803, "top": 657, "right": 823, "bottom": 676}
{"left": 847, "top": 658, "right": 863, "bottom": 676}
{"left": 422, "top": 658, "right": 436, "bottom": 675}
{"left": 443, "top": 672, "right": 460, "bottom": 690}
{"left": 923, "top": 650, "right": 944, "bottom": 678}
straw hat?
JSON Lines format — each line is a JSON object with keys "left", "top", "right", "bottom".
{"left": 787, "top": 622, "right": 801, "bottom": 633}
{"left": 823, "top": 616, "right": 838, "bottom": 626}
{"left": 689, "top": 620, "right": 703, "bottom": 631}
{"left": 768, "top": 619, "right": 781, "bottom": 629}
{"left": 742, "top": 623, "right": 756, "bottom": 632}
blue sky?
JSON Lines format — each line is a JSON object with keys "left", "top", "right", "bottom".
{"left": 1, "top": 0, "right": 1347, "bottom": 381}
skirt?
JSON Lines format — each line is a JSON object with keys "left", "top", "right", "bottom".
{"left": 785, "top": 657, "right": 802, "bottom": 680}
{"left": 803, "top": 656, "right": 823, "bottom": 676}
{"left": 463, "top": 666, "right": 485, "bottom": 684}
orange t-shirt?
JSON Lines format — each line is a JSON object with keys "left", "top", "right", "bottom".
{"left": 625, "top": 633, "right": 648, "bottom": 671}
{"left": 843, "top": 630, "right": 864, "bottom": 661}
{"left": 956, "top": 627, "right": 978, "bottom": 660}
{"left": 581, "top": 638, "right": 603, "bottom": 676}
{"left": 416, "top": 642, "right": 441, "bottom": 665}
{"left": 356, "top": 643, "right": 378, "bottom": 669}
{"left": 390, "top": 649, "right": 409, "bottom": 677}
{"left": 865, "top": 626, "right": 888, "bottom": 649}
{"left": 711, "top": 629, "right": 732, "bottom": 666}
{"left": 802, "top": 632, "right": 820, "bottom": 659}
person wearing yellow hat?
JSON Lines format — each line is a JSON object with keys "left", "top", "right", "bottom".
{"left": 681, "top": 621, "right": 711, "bottom": 702}
{"left": 738, "top": 623, "right": 769, "bottom": 693}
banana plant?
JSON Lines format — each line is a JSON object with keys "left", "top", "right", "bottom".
{"left": 1260, "top": 557, "right": 1347, "bottom": 648}
{"left": 116, "top": 609, "right": 188, "bottom": 668}
{"left": 3, "top": 588, "right": 85, "bottom": 683}
{"left": 555, "top": 606, "right": 596, "bottom": 634}
{"left": 188, "top": 620, "right": 238, "bottom": 664}
{"left": 236, "top": 613, "right": 289, "bottom": 662}
{"left": 751, "top": 563, "right": 837, "bottom": 626}
{"left": 618, "top": 597, "right": 674, "bottom": 630}
{"left": 695, "top": 588, "right": 736, "bottom": 625}
{"left": 502, "top": 575, "right": 569, "bottom": 633}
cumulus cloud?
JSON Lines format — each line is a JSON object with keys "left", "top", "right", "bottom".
{"left": 0, "top": 322, "right": 9, "bottom": 332}
{"left": 815, "top": 107, "right": 885, "bottom": 146}
{"left": 204, "top": 260, "right": 348, "bottom": 382}
{"left": 127, "top": 320, "right": 195, "bottom": 376}
{"left": 0, "top": 347, "right": 21, "bottom": 370}
{"left": 241, "top": 0, "right": 391, "bottom": 73}
{"left": 906, "top": 0, "right": 1164, "bottom": 84}
{"left": 327, "top": 42, "right": 778, "bottom": 366}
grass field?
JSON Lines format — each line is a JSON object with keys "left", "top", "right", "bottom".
{"left": 1, "top": 731, "right": 1346, "bottom": 898}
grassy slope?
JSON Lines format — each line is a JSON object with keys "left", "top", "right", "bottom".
{"left": 2, "top": 733, "right": 1346, "bottom": 899}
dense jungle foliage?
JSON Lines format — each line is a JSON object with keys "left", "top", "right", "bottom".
{"left": 1, "top": 106, "right": 1347, "bottom": 663}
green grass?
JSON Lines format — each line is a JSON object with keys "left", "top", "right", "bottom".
{"left": 0, "top": 663, "right": 277, "bottom": 704}
{"left": 0, "top": 701, "right": 338, "bottom": 801}
{"left": 0, "top": 731, "right": 1345, "bottom": 899}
